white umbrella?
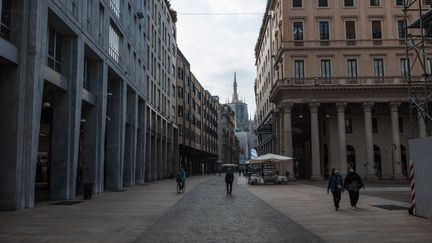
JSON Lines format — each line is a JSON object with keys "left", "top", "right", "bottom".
{"left": 249, "top": 153, "right": 292, "bottom": 164}
{"left": 221, "top": 164, "right": 238, "bottom": 167}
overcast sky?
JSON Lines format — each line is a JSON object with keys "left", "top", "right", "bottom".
{"left": 170, "top": 0, "right": 267, "bottom": 117}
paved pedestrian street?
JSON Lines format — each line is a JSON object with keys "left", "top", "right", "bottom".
{"left": 1, "top": 175, "right": 431, "bottom": 243}
{"left": 134, "top": 177, "right": 322, "bottom": 243}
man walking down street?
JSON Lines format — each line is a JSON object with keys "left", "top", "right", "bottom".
{"left": 327, "top": 168, "right": 344, "bottom": 211}
{"left": 225, "top": 169, "right": 234, "bottom": 196}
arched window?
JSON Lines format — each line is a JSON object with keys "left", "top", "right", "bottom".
{"left": 347, "top": 145, "right": 356, "bottom": 171}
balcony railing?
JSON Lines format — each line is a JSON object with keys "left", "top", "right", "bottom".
{"left": 283, "top": 39, "right": 416, "bottom": 49}
{"left": 274, "top": 76, "right": 425, "bottom": 87}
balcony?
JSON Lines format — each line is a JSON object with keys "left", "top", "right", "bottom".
{"left": 273, "top": 76, "right": 424, "bottom": 87}
{"left": 285, "top": 39, "right": 412, "bottom": 49}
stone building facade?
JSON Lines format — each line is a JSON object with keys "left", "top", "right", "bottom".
{"left": 176, "top": 49, "right": 219, "bottom": 175}
{"left": 0, "top": 0, "right": 177, "bottom": 210}
{"left": 255, "top": 0, "right": 429, "bottom": 180}
{"left": 217, "top": 104, "right": 240, "bottom": 168}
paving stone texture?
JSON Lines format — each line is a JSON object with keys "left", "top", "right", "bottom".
{"left": 134, "top": 177, "right": 323, "bottom": 243}
{"left": 0, "top": 175, "right": 431, "bottom": 243}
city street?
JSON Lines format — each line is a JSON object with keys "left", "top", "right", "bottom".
{"left": 1, "top": 175, "right": 431, "bottom": 243}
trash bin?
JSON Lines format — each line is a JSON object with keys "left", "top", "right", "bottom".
{"left": 83, "top": 183, "right": 93, "bottom": 200}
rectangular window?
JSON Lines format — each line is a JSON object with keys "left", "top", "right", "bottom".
{"left": 83, "top": 58, "right": 91, "bottom": 90}
{"left": 372, "top": 118, "right": 378, "bottom": 133}
{"left": 318, "top": 0, "right": 328, "bottom": 7}
{"left": 396, "top": 0, "right": 404, "bottom": 6}
{"left": 178, "top": 105, "right": 183, "bottom": 117}
{"left": 109, "top": 24, "right": 121, "bottom": 62}
{"left": 372, "top": 20, "right": 382, "bottom": 39}
{"left": 1, "top": 0, "right": 12, "bottom": 40}
{"left": 372, "top": 20, "right": 382, "bottom": 45}
{"left": 345, "top": 20, "right": 356, "bottom": 45}
{"left": 347, "top": 59, "right": 358, "bottom": 78}
{"left": 345, "top": 118, "right": 353, "bottom": 134}
{"left": 47, "top": 27, "right": 62, "bottom": 73}
{"left": 319, "top": 21, "right": 330, "bottom": 46}
{"left": 370, "top": 0, "right": 380, "bottom": 6}
{"left": 344, "top": 0, "right": 354, "bottom": 7}
{"left": 294, "top": 60, "right": 305, "bottom": 78}
{"left": 373, "top": 59, "right": 384, "bottom": 77}
{"left": 293, "top": 22, "right": 304, "bottom": 46}
{"left": 397, "top": 20, "right": 406, "bottom": 40}
{"left": 293, "top": 0, "right": 302, "bottom": 8}
{"left": 400, "top": 58, "right": 409, "bottom": 77}
{"left": 109, "top": 0, "right": 121, "bottom": 18}
{"left": 321, "top": 59, "right": 331, "bottom": 78}
{"left": 427, "top": 58, "right": 432, "bottom": 75}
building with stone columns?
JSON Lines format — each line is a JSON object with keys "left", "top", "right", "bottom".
{"left": 0, "top": 0, "right": 178, "bottom": 210}
{"left": 255, "top": 0, "right": 430, "bottom": 180}
{"left": 176, "top": 49, "right": 219, "bottom": 175}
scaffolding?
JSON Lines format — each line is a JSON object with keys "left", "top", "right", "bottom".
{"left": 404, "top": 0, "right": 432, "bottom": 136}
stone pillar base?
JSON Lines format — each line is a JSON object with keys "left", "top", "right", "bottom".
{"left": 310, "top": 175, "right": 323, "bottom": 181}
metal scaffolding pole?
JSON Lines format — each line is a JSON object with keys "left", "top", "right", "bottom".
{"left": 404, "top": 0, "right": 432, "bottom": 137}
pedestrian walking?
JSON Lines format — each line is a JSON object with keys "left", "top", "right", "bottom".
{"left": 327, "top": 168, "right": 344, "bottom": 211}
{"left": 225, "top": 169, "right": 234, "bottom": 195}
{"left": 176, "top": 167, "right": 187, "bottom": 192}
{"left": 344, "top": 168, "right": 364, "bottom": 209}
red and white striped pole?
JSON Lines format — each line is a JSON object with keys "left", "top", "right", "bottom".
{"left": 408, "top": 160, "right": 416, "bottom": 215}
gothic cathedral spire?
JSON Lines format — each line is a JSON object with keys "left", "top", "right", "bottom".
{"left": 232, "top": 72, "right": 239, "bottom": 103}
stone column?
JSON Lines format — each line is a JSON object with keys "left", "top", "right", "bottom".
{"left": 363, "top": 102, "right": 377, "bottom": 181}
{"left": 105, "top": 79, "right": 127, "bottom": 190}
{"left": 281, "top": 103, "right": 294, "bottom": 180}
{"left": 418, "top": 109, "right": 427, "bottom": 138}
{"left": 273, "top": 112, "right": 279, "bottom": 154}
{"left": 123, "top": 91, "right": 138, "bottom": 187}
{"left": 144, "top": 107, "right": 151, "bottom": 183}
{"left": 309, "top": 103, "right": 322, "bottom": 180}
{"left": 390, "top": 102, "right": 404, "bottom": 180}
{"left": 278, "top": 108, "right": 284, "bottom": 155}
{"left": 336, "top": 102, "right": 348, "bottom": 174}
{"left": 135, "top": 100, "right": 146, "bottom": 185}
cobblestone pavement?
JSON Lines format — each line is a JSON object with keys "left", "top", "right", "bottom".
{"left": 134, "top": 176, "right": 323, "bottom": 243}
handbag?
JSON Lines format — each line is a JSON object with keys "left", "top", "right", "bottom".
{"left": 348, "top": 181, "right": 360, "bottom": 192}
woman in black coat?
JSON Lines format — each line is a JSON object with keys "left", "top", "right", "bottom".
{"left": 344, "top": 168, "right": 364, "bottom": 209}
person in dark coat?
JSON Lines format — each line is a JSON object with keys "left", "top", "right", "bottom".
{"left": 225, "top": 169, "right": 234, "bottom": 195}
{"left": 344, "top": 168, "right": 364, "bottom": 209}
{"left": 327, "top": 168, "right": 344, "bottom": 211}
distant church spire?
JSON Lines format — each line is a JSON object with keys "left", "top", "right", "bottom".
{"left": 232, "top": 72, "right": 239, "bottom": 103}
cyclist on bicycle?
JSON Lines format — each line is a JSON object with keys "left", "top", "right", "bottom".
{"left": 176, "top": 167, "right": 186, "bottom": 191}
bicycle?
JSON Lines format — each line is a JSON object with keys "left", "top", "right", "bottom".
{"left": 176, "top": 180, "right": 185, "bottom": 193}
